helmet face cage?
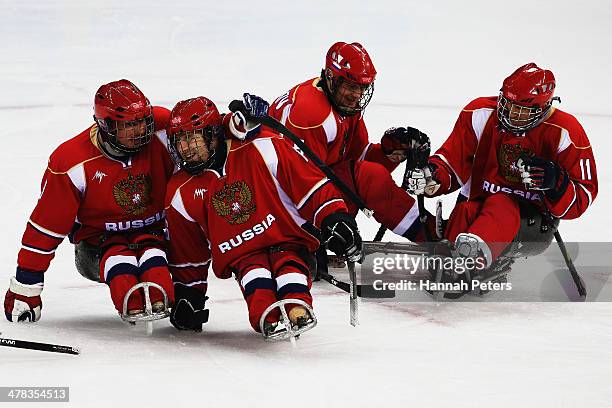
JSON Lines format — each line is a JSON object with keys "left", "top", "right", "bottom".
{"left": 497, "top": 92, "right": 552, "bottom": 134}
{"left": 325, "top": 71, "right": 374, "bottom": 117}
{"left": 169, "top": 125, "right": 222, "bottom": 175}
{"left": 98, "top": 114, "right": 155, "bottom": 154}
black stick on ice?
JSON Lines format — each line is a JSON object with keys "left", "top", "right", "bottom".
{"left": 0, "top": 333, "right": 80, "bottom": 355}
{"left": 553, "top": 231, "right": 587, "bottom": 298}
{"left": 318, "top": 271, "right": 395, "bottom": 298}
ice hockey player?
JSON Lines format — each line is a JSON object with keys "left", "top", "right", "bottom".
{"left": 268, "top": 42, "right": 429, "bottom": 243}
{"left": 4, "top": 79, "right": 176, "bottom": 323}
{"left": 406, "top": 63, "right": 598, "bottom": 279}
{"left": 164, "top": 94, "right": 361, "bottom": 338}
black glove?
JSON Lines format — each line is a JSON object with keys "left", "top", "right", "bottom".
{"left": 228, "top": 93, "right": 270, "bottom": 140}
{"left": 170, "top": 283, "right": 210, "bottom": 332}
{"left": 321, "top": 212, "right": 362, "bottom": 262}
{"left": 381, "top": 126, "right": 430, "bottom": 168}
{"left": 243, "top": 93, "right": 269, "bottom": 120}
{"left": 516, "top": 155, "right": 569, "bottom": 200}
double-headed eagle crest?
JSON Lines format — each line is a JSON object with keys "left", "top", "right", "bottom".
{"left": 212, "top": 180, "right": 256, "bottom": 224}
{"left": 498, "top": 143, "right": 532, "bottom": 183}
{"left": 112, "top": 173, "right": 152, "bottom": 215}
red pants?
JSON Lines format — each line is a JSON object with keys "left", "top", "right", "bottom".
{"left": 231, "top": 248, "right": 312, "bottom": 332}
{"left": 445, "top": 194, "right": 521, "bottom": 263}
{"left": 332, "top": 161, "right": 420, "bottom": 238}
{"left": 99, "top": 233, "right": 175, "bottom": 314}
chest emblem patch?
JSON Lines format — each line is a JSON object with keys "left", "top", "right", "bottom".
{"left": 212, "top": 180, "right": 256, "bottom": 225}
{"left": 112, "top": 173, "right": 152, "bottom": 215}
{"left": 498, "top": 143, "right": 533, "bottom": 183}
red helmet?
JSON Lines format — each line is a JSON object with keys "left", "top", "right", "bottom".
{"left": 322, "top": 42, "right": 377, "bottom": 116}
{"left": 93, "top": 79, "right": 154, "bottom": 155}
{"left": 497, "top": 63, "right": 557, "bottom": 133}
{"left": 167, "top": 97, "right": 224, "bottom": 175}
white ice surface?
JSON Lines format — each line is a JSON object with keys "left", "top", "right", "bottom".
{"left": 0, "top": 1, "right": 611, "bottom": 407}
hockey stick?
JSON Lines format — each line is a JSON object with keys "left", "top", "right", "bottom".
{"left": 228, "top": 101, "right": 373, "bottom": 217}
{"left": 318, "top": 271, "right": 395, "bottom": 298}
{"left": 540, "top": 200, "right": 587, "bottom": 299}
{"left": 348, "top": 261, "right": 358, "bottom": 326}
{"left": 416, "top": 146, "right": 433, "bottom": 242}
{"left": 0, "top": 334, "right": 80, "bottom": 355}
{"left": 374, "top": 141, "right": 432, "bottom": 242}
{"left": 553, "top": 230, "right": 587, "bottom": 298}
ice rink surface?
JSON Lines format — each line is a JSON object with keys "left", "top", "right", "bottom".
{"left": 0, "top": 1, "right": 611, "bottom": 407}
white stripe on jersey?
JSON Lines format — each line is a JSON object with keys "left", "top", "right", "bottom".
{"left": 577, "top": 182, "right": 593, "bottom": 207}
{"left": 471, "top": 108, "right": 494, "bottom": 143}
{"left": 155, "top": 129, "right": 169, "bottom": 149}
{"left": 392, "top": 200, "right": 420, "bottom": 236}
{"left": 67, "top": 162, "right": 86, "bottom": 194}
{"left": 557, "top": 181, "right": 577, "bottom": 218}
{"left": 280, "top": 104, "right": 292, "bottom": 126}
{"left": 252, "top": 138, "right": 307, "bottom": 226}
{"left": 28, "top": 219, "right": 67, "bottom": 238}
{"left": 433, "top": 153, "right": 464, "bottom": 186}
{"left": 169, "top": 259, "right": 211, "bottom": 268}
{"left": 171, "top": 189, "right": 196, "bottom": 222}
{"left": 175, "top": 280, "right": 208, "bottom": 287}
{"left": 460, "top": 176, "right": 472, "bottom": 198}
{"left": 313, "top": 198, "right": 345, "bottom": 226}
{"left": 358, "top": 143, "right": 371, "bottom": 162}
{"left": 557, "top": 128, "right": 571, "bottom": 153}
{"left": 322, "top": 110, "right": 338, "bottom": 143}
{"left": 21, "top": 245, "right": 56, "bottom": 255}
{"left": 297, "top": 178, "right": 328, "bottom": 210}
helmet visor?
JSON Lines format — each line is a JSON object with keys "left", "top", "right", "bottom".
{"left": 497, "top": 92, "right": 551, "bottom": 133}
{"left": 330, "top": 76, "right": 374, "bottom": 116}
{"left": 102, "top": 114, "right": 154, "bottom": 153}
{"left": 170, "top": 125, "right": 222, "bottom": 174}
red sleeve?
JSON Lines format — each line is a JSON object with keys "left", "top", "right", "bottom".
{"left": 546, "top": 121, "right": 598, "bottom": 219}
{"left": 428, "top": 106, "right": 480, "bottom": 196}
{"left": 153, "top": 106, "right": 171, "bottom": 131}
{"left": 165, "top": 177, "right": 210, "bottom": 294}
{"left": 347, "top": 116, "right": 399, "bottom": 173}
{"left": 272, "top": 138, "right": 348, "bottom": 228}
{"left": 17, "top": 154, "right": 82, "bottom": 275}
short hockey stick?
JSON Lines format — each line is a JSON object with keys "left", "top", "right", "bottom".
{"left": 374, "top": 140, "right": 432, "bottom": 242}
{"left": 348, "top": 261, "right": 358, "bottom": 326}
{"left": 0, "top": 334, "right": 80, "bottom": 355}
{"left": 541, "top": 200, "right": 587, "bottom": 299}
{"left": 554, "top": 230, "right": 587, "bottom": 298}
{"left": 318, "top": 272, "right": 395, "bottom": 298}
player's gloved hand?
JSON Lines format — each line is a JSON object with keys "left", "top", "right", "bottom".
{"left": 516, "top": 155, "right": 569, "bottom": 200}
{"left": 243, "top": 93, "right": 269, "bottom": 120}
{"left": 321, "top": 212, "right": 362, "bottom": 262}
{"left": 229, "top": 93, "right": 270, "bottom": 141}
{"left": 4, "top": 277, "right": 43, "bottom": 322}
{"left": 170, "top": 283, "right": 209, "bottom": 332}
{"left": 405, "top": 165, "right": 440, "bottom": 196}
{"left": 381, "top": 126, "right": 430, "bottom": 166}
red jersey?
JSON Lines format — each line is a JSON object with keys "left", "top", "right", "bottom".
{"left": 429, "top": 97, "right": 597, "bottom": 219}
{"left": 165, "top": 131, "right": 348, "bottom": 282}
{"left": 18, "top": 106, "right": 174, "bottom": 274}
{"left": 269, "top": 77, "right": 396, "bottom": 172}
